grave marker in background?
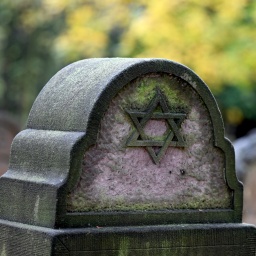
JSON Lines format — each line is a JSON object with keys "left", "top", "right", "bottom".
{"left": 0, "top": 58, "right": 255, "bottom": 255}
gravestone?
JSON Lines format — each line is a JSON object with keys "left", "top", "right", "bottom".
{"left": 0, "top": 58, "right": 255, "bottom": 255}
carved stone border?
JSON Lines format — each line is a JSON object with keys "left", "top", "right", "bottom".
{"left": 0, "top": 58, "right": 242, "bottom": 228}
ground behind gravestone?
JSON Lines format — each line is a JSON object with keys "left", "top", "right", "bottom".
{"left": 243, "top": 165, "right": 256, "bottom": 225}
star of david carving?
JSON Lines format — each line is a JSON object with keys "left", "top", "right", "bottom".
{"left": 126, "top": 88, "right": 186, "bottom": 164}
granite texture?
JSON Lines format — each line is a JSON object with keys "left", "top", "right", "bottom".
{"left": 0, "top": 58, "right": 242, "bottom": 228}
{"left": 67, "top": 74, "right": 231, "bottom": 212}
{"left": 0, "top": 58, "right": 249, "bottom": 255}
{"left": 1, "top": 221, "right": 255, "bottom": 256}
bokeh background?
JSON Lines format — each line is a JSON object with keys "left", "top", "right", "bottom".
{"left": 1, "top": 0, "right": 256, "bottom": 134}
{"left": 0, "top": 0, "right": 256, "bottom": 221}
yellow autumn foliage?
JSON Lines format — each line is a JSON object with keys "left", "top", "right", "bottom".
{"left": 30, "top": 0, "right": 254, "bottom": 94}
{"left": 1, "top": 0, "right": 255, "bottom": 126}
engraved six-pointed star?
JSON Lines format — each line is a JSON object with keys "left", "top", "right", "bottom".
{"left": 126, "top": 89, "right": 186, "bottom": 164}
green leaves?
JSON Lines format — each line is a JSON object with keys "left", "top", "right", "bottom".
{"left": 1, "top": 0, "right": 255, "bottom": 127}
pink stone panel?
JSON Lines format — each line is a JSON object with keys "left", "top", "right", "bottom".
{"left": 67, "top": 74, "right": 231, "bottom": 212}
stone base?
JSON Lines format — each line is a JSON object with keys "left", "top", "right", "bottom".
{"left": 0, "top": 220, "right": 256, "bottom": 256}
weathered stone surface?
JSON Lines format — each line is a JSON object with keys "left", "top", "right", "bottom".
{"left": 0, "top": 58, "right": 252, "bottom": 255}
{"left": 67, "top": 73, "right": 231, "bottom": 212}
{"left": 1, "top": 220, "right": 255, "bottom": 256}
{"left": 0, "top": 58, "right": 242, "bottom": 229}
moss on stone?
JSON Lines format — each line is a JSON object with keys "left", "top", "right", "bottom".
{"left": 122, "top": 74, "right": 188, "bottom": 111}
{"left": 67, "top": 72, "right": 232, "bottom": 214}
{"left": 67, "top": 193, "right": 231, "bottom": 212}
{"left": 118, "top": 239, "right": 130, "bottom": 256}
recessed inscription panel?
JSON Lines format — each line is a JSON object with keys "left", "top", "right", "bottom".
{"left": 67, "top": 73, "right": 232, "bottom": 212}
{"left": 126, "top": 88, "right": 186, "bottom": 164}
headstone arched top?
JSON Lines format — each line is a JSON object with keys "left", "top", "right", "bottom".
{"left": 28, "top": 58, "right": 219, "bottom": 137}
{"left": 0, "top": 58, "right": 242, "bottom": 229}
